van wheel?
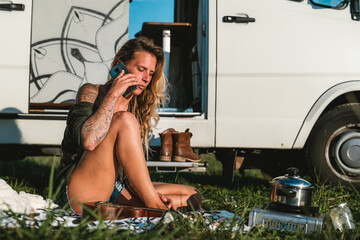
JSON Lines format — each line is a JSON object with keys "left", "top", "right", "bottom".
{"left": 305, "top": 103, "right": 360, "bottom": 188}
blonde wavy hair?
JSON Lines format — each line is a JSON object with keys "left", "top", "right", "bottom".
{"left": 107, "top": 37, "right": 167, "bottom": 154}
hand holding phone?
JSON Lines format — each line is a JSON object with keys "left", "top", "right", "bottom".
{"left": 109, "top": 62, "right": 138, "bottom": 98}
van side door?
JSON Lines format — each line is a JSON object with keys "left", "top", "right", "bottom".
{"left": 215, "top": 0, "right": 347, "bottom": 149}
{"left": 0, "top": 0, "right": 31, "bottom": 114}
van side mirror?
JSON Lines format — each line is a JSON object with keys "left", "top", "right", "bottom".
{"left": 310, "top": 0, "right": 360, "bottom": 21}
{"left": 310, "top": 0, "right": 347, "bottom": 9}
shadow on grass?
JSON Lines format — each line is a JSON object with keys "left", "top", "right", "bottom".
{"left": 149, "top": 151, "right": 272, "bottom": 191}
{"left": 0, "top": 156, "right": 60, "bottom": 195}
{"left": 150, "top": 170, "right": 270, "bottom": 191}
{"left": 0, "top": 154, "right": 273, "bottom": 199}
{"left": 0, "top": 153, "right": 272, "bottom": 195}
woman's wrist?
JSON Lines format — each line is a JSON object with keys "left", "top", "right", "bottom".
{"left": 106, "top": 90, "right": 120, "bottom": 102}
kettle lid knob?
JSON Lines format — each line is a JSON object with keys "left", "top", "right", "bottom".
{"left": 287, "top": 167, "right": 300, "bottom": 177}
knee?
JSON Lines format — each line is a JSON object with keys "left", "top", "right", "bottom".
{"left": 112, "top": 111, "right": 138, "bottom": 129}
{"left": 180, "top": 186, "right": 202, "bottom": 200}
{"left": 192, "top": 188, "right": 202, "bottom": 202}
{"left": 186, "top": 187, "right": 202, "bottom": 209}
{"left": 187, "top": 186, "right": 202, "bottom": 199}
{"left": 113, "top": 111, "right": 136, "bottom": 122}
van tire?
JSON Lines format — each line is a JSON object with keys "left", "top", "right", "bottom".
{"left": 305, "top": 103, "right": 360, "bottom": 188}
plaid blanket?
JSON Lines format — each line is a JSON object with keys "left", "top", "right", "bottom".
{"left": 0, "top": 179, "right": 248, "bottom": 233}
{"left": 0, "top": 208, "right": 247, "bottom": 233}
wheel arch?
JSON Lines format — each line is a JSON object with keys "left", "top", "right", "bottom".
{"left": 292, "top": 81, "right": 360, "bottom": 149}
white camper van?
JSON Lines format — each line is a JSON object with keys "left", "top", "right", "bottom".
{"left": 1, "top": 0, "right": 360, "bottom": 187}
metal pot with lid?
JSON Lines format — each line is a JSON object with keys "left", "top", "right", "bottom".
{"left": 270, "top": 167, "right": 314, "bottom": 207}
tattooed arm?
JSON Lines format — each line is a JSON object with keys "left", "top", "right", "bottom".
{"left": 78, "top": 70, "right": 138, "bottom": 151}
{"left": 77, "top": 83, "right": 117, "bottom": 151}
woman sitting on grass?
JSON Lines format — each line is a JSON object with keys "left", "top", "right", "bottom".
{"left": 55, "top": 37, "right": 202, "bottom": 214}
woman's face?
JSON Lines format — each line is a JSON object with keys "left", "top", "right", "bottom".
{"left": 125, "top": 50, "right": 157, "bottom": 96}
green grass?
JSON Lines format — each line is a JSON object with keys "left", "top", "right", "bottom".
{"left": 0, "top": 153, "right": 359, "bottom": 239}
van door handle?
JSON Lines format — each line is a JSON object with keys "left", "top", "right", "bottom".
{"left": 0, "top": 2, "right": 25, "bottom": 11}
{"left": 223, "top": 15, "right": 255, "bottom": 23}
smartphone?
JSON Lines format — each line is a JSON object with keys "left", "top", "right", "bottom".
{"left": 109, "top": 62, "right": 138, "bottom": 98}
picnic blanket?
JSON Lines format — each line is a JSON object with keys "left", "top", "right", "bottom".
{"left": 0, "top": 179, "right": 248, "bottom": 233}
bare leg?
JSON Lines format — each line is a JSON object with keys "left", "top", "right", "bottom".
{"left": 152, "top": 182, "right": 202, "bottom": 210}
{"left": 68, "top": 111, "right": 166, "bottom": 213}
{"left": 115, "top": 182, "right": 202, "bottom": 211}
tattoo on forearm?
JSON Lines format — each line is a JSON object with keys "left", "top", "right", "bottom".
{"left": 81, "top": 95, "right": 117, "bottom": 149}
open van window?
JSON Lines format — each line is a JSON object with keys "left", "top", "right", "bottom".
{"left": 310, "top": 0, "right": 348, "bottom": 9}
{"left": 130, "top": 0, "right": 206, "bottom": 116}
{"left": 28, "top": 0, "right": 207, "bottom": 116}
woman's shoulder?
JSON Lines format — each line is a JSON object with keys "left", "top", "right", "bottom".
{"left": 75, "top": 83, "right": 100, "bottom": 104}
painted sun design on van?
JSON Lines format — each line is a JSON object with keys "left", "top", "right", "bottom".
{"left": 30, "top": 3, "right": 128, "bottom": 103}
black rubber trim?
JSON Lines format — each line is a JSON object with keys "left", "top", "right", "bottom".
{"left": 0, "top": 113, "right": 67, "bottom": 120}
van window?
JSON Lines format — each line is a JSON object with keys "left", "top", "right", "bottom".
{"left": 129, "top": 0, "right": 174, "bottom": 38}
{"left": 130, "top": 0, "right": 204, "bottom": 115}
{"left": 29, "top": 0, "right": 205, "bottom": 116}
{"left": 310, "top": 0, "right": 347, "bottom": 9}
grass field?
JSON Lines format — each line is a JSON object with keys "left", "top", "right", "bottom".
{"left": 0, "top": 153, "right": 359, "bottom": 239}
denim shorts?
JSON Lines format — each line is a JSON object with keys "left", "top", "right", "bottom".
{"left": 108, "top": 181, "right": 126, "bottom": 203}
{"left": 66, "top": 181, "right": 125, "bottom": 212}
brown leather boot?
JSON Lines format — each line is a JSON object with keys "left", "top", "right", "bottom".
{"left": 173, "top": 129, "right": 201, "bottom": 162}
{"left": 159, "top": 128, "right": 177, "bottom": 161}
